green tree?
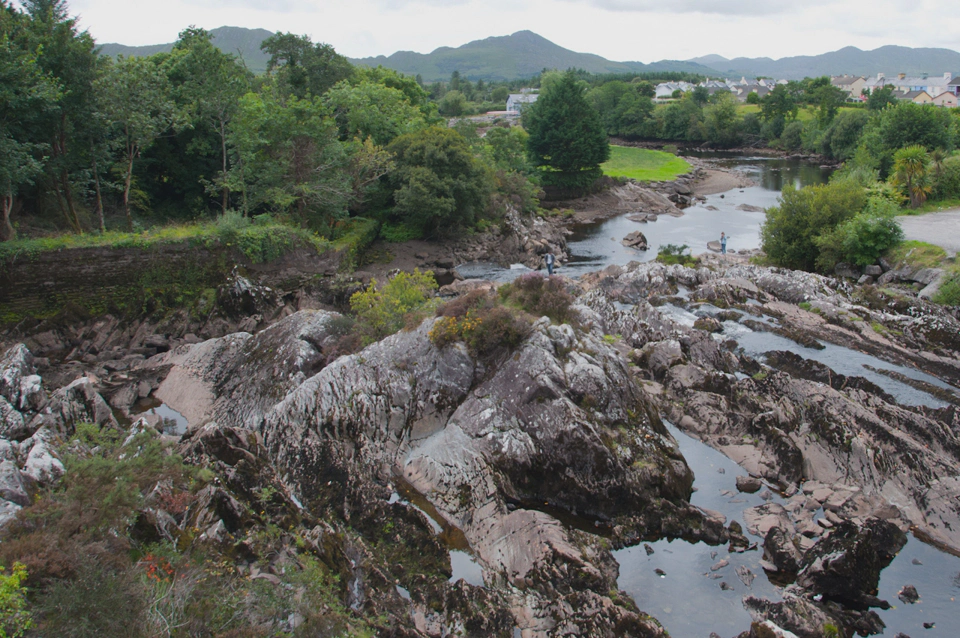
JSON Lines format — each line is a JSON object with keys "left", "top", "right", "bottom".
{"left": 891, "top": 144, "right": 932, "bottom": 208}
{"left": 168, "top": 27, "right": 250, "bottom": 213}
{"left": 261, "top": 32, "right": 353, "bottom": 99}
{"left": 325, "top": 80, "right": 427, "bottom": 146}
{"left": 866, "top": 85, "right": 898, "bottom": 111}
{"left": 96, "top": 55, "right": 178, "bottom": 231}
{"left": 760, "top": 84, "right": 798, "bottom": 140}
{"left": 387, "top": 126, "right": 493, "bottom": 236}
{"left": 860, "top": 102, "right": 955, "bottom": 176}
{"left": 815, "top": 198, "right": 904, "bottom": 269}
{"left": 524, "top": 70, "right": 609, "bottom": 190}
{"left": 703, "top": 91, "right": 741, "bottom": 147}
{"left": 761, "top": 180, "right": 867, "bottom": 271}
{"left": 810, "top": 80, "right": 847, "bottom": 125}
{"left": 484, "top": 126, "right": 531, "bottom": 173}
{"left": 820, "top": 109, "right": 869, "bottom": 161}
{"left": 350, "top": 269, "right": 437, "bottom": 343}
{"left": 0, "top": 562, "right": 33, "bottom": 637}
{"left": 0, "top": 20, "right": 59, "bottom": 240}
{"left": 438, "top": 90, "right": 468, "bottom": 117}
{"left": 228, "top": 90, "right": 349, "bottom": 229}
{"left": 21, "top": 0, "right": 101, "bottom": 233}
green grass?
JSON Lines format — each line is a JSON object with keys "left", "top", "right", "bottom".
{"left": 899, "top": 197, "right": 960, "bottom": 216}
{"left": 0, "top": 220, "right": 330, "bottom": 265}
{"left": 601, "top": 146, "right": 691, "bottom": 182}
{"left": 883, "top": 240, "right": 948, "bottom": 270}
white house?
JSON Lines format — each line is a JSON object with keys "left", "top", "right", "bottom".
{"left": 506, "top": 93, "right": 538, "bottom": 113}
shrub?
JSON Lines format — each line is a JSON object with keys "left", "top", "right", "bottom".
{"left": 215, "top": 209, "right": 251, "bottom": 244}
{"left": 656, "top": 243, "right": 697, "bottom": 266}
{"left": 761, "top": 180, "right": 867, "bottom": 272}
{"left": 0, "top": 562, "right": 32, "bottom": 638}
{"left": 349, "top": 269, "right": 437, "bottom": 343}
{"left": 814, "top": 198, "right": 904, "bottom": 270}
{"left": 932, "top": 156, "right": 960, "bottom": 201}
{"left": 379, "top": 221, "right": 423, "bottom": 243}
{"left": 430, "top": 292, "right": 531, "bottom": 356}
{"left": 933, "top": 272, "right": 960, "bottom": 306}
{"left": 499, "top": 273, "right": 575, "bottom": 323}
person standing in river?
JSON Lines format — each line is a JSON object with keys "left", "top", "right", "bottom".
{"left": 544, "top": 252, "right": 556, "bottom": 276}
{"left": 720, "top": 232, "right": 727, "bottom": 255}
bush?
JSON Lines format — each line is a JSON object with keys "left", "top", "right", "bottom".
{"left": 932, "top": 156, "right": 960, "bottom": 201}
{"left": 430, "top": 290, "right": 531, "bottom": 356}
{"left": 379, "top": 221, "right": 423, "bottom": 243}
{"left": 499, "top": 273, "right": 576, "bottom": 324}
{"left": 779, "top": 121, "right": 804, "bottom": 151}
{"left": 761, "top": 180, "right": 867, "bottom": 272}
{"left": 656, "top": 243, "right": 697, "bottom": 266}
{"left": 934, "top": 272, "right": 960, "bottom": 306}
{"left": 349, "top": 269, "right": 437, "bottom": 343}
{"left": 0, "top": 562, "right": 32, "bottom": 637}
{"left": 815, "top": 199, "right": 904, "bottom": 270}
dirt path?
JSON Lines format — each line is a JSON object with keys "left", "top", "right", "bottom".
{"left": 897, "top": 209, "right": 960, "bottom": 256}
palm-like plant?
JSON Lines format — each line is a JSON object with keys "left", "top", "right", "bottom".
{"left": 892, "top": 145, "right": 932, "bottom": 208}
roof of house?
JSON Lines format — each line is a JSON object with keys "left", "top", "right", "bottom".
{"left": 931, "top": 92, "right": 958, "bottom": 101}
{"left": 949, "top": 75, "right": 960, "bottom": 87}
{"left": 900, "top": 90, "right": 932, "bottom": 100}
{"left": 507, "top": 94, "right": 539, "bottom": 103}
{"left": 832, "top": 75, "right": 865, "bottom": 86}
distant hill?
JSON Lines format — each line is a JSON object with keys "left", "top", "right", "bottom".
{"left": 98, "top": 27, "right": 960, "bottom": 83}
{"left": 693, "top": 46, "right": 960, "bottom": 80}
{"left": 99, "top": 26, "right": 275, "bottom": 73}
{"left": 349, "top": 30, "right": 719, "bottom": 81}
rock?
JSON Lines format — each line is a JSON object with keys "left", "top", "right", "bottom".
{"left": 641, "top": 339, "right": 685, "bottom": 379}
{"left": 621, "top": 231, "right": 649, "bottom": 250}
{"left": 694, "top": 317, "right": 723, "bottom": 333}
{"left": 797, "top": 518, "right": 906, "bottom": 609}
{"left": 835, "top": 262, "right": 860, "bottom": 279}
{"left": 736, "top": 204, "right": 764, "bottom": 212}
{"left": 0, "top": 397, "right": 27, "bottom": 440}
{"left": 0, "top": 500, "right": 21, "bottom": 528}
{"left": 864, "top": 265, "right": 883, "bottom": 277}
{"left": 909, "top": 268, "right": 943, "bottom": 285}
{"left": 736, "top": 475, "right": 763, "bottom": 494}
{"left": 737, "top": 565, "right": 756, "bottom": 588}
{"left": 858, "top": 275, "right": 875, "bottom": 285}
{"left": 897, "top": 584, "right": 919, "bottom": 604}
{"left": 707, "top": 240, "right": 722, "bottom": 253}
{"left": 744, "top": 595, "right": 836, "bottom": 638}
{"left": 763, "top": 526, "right": 803, "bottom": 578}
{"left": 0, "top": 460, "right": 29, "bottom": 506}
{"left": 21, "top": 433, "right": 64, "bottom": 485}
{"left": 744, "top": 503, "right": 793, "bottom": 537}
{"left": 720, "top": 581, "right": 733, "bottom": 590}
{"left": 711, "top": 559, "right": 729, "bottom": 571}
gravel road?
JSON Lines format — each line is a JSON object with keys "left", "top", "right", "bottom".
{"left": 896, "top": 210, "right": 960, "bottom": 256}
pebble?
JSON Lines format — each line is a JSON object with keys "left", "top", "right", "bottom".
{"left": 710, "top": 559, "right": 729, "bottom": 572}
{"left": 644, "top": 544, "right": 654, "bottom": 555}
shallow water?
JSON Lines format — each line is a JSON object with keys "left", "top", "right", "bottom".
{"left": 617, "top": 424, "right": 960, "bottom": 637}
{"left": 133, "top": 401, "right": 189, "bottom": 435}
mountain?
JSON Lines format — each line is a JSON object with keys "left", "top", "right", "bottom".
{"left": 99, "top": 26, "right": 275, "bottom": 73}
{"left": 98, "top": 27, "right": 960, "bottom": 83}
{"left": 348, "top": 30, "right": 719, "bottom": 81}
{"left": 692, "top": 45, "right": 960, "bottom": 80}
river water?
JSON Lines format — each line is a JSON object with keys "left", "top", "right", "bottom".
{"left": 457, "top": 155, "right": 960, "bottom": 635}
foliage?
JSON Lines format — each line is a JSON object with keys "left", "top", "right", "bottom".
{"left": 883, "top": 240, "right": 947, "bottom": 270}
{"left": 933, "top": 271, "right": 960, "bottom": 306}
{"left": 814, "top": 198, "right": 904, "bottom": 270}
{"left": 859, "top": 102, "right": 956, "bottom": 176}
{"left": 656, "top": 243, "right": 697, "bottom": 266}
{"left": 891, "top": 145, "right": 932, "bottom": 208}
{"left": 349, "top": 269, "right": 437, "bottom": 343}
{"left": 379, "top": 221, "right": 422, "bottom": 242}
{"left": 430, "top": 290, "right": 531, "bottom": 356}
{"left": 703, "top": 92, "right": 742, "bottom": 147}
{"left": 498, "top": 273, "right": 576, "bottom": 324}
{"left": 0, "top": 563, "right": 32, "bottom": 638}
{"left": 820, "top": 109, "right": 869, "bottom": 161}
{"left": 524, "top": 70, "right": 610, "bottom": 191}
{"left": 932, "top": 156, "right": 960, "bottom": 201}
{"left": 326, "top": 80, "right": 427, "bottom": 147}
{"left": 761, "top": 180, "right": 867, "bottom": 272}
{"left": 387, "top": 127, "right": 494, "bottom": 237}
{"left": 261, "top": 32, "right": 353, "bottom": 99}
{"left": 866, "top": 86, "right": 898, "bottom": 111}
{"left": 601, "top": 146, "right": 691, "bottom": 182}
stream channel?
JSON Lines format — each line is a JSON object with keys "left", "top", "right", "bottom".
{"left": 457, "top": 153, "right": 960, "bottom": 636}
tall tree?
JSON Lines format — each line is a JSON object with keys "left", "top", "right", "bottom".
{"left": 261, "top": 33, "right": 353, "bottom": 99}
{"left": 96, "top": 56, "right": 177, "bottom": 231}
{"left": 891, "top": 145, "right": 932, "bottom": 209}
{"left": 21, "top": 0, "right": 100, "bottom": 233}
{"left": 524, "top": 70, "right": 609, "bottom": 190}
{"left": 0, "top": 14, "right": 59, "bottom": 240}
{"left": 168, "top": 27, "right": 250, "bottom": 213}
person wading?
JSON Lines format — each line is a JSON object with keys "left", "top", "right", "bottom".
{"left": 544, "top": 252, "right": 556, "bottom": 276}
{"left": 720, "top": 232, "right": 727, "bottom": 255}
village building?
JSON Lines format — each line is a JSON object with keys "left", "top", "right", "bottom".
{"left": 899, "top": 90, "right": 933, "bottom": 104}
{"left": 506, "top": 93, "right": 538, "bottom": 113}
{"left": 831, "top": 75, "right": 866, "bottom": 99}
{"left": 931, "top": 91, "right": 959, "bottom": 108}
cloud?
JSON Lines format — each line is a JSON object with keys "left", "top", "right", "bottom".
{"left": 560, "top": 0, "right": 828, "bottom": 16}
{"left": 186, "top": 0, "right": 315, "bottom": 12}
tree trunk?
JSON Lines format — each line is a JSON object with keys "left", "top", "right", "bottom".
{"left": 60, "top": 169, "right": 82, "bottom": 233}
{"left": 93, "top": 157, "right": 105, "bottom": 233}
{"left": 220, "top": 118, "right": 229, "bottom": 214}
{"left": 123, "top": 148, "right": 136, "bottom": 233}
{"left": 1, "top": 194, "right": 15, "bottom": 242}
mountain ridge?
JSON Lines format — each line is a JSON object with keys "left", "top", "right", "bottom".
{"left": 99, "top": 27, "right": 960, "bottom": 82}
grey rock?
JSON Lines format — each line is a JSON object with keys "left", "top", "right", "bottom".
{"left": 897, "top": 584, "right": 919, "bottom": 604}
{"left": 0, "top": 499, "right": 21, "bottom": 528}
{"left": 864, "top": 265, "right": 883, "bottom": 277}
{"left": 21, "top": 433, "right": 64, "bottom": 485}
{"left": 858, "top": 275, "right": 875, "bottom": 285}
{"left": 0, "top": 397, "right": 26, "bottom": 440}
{"left": 622, "top": 230, "right": 649, "bottom": 250}
{"left": 835, "top": 262, "right": 860, "bottom": 279}
{"left": 0, "top": 460, "right": 29, "bottom": 506}
{"left": 909, "top": 268, "right": 943, "bottom": 285}
{"left": 736, "top": 475, "right": 763, "bottom": 494}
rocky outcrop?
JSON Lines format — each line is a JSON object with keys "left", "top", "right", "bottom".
{"left": 149, "top": 307, "right": 721, "bottom": 635}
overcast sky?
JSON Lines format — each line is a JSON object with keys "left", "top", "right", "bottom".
{"left": 64, "top": 0, "right": 960, "bottom": 62}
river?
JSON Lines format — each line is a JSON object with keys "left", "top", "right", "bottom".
{"left": 458, "top": 153, "right": 960, "bottom": 636}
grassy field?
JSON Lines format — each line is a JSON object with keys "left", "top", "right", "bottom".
{"left": 601, "top": 146, "right": 692, "bottom": 182}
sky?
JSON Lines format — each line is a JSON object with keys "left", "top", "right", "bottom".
{"left": 64, "top": 0, "right": 960, "bottom": 62}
